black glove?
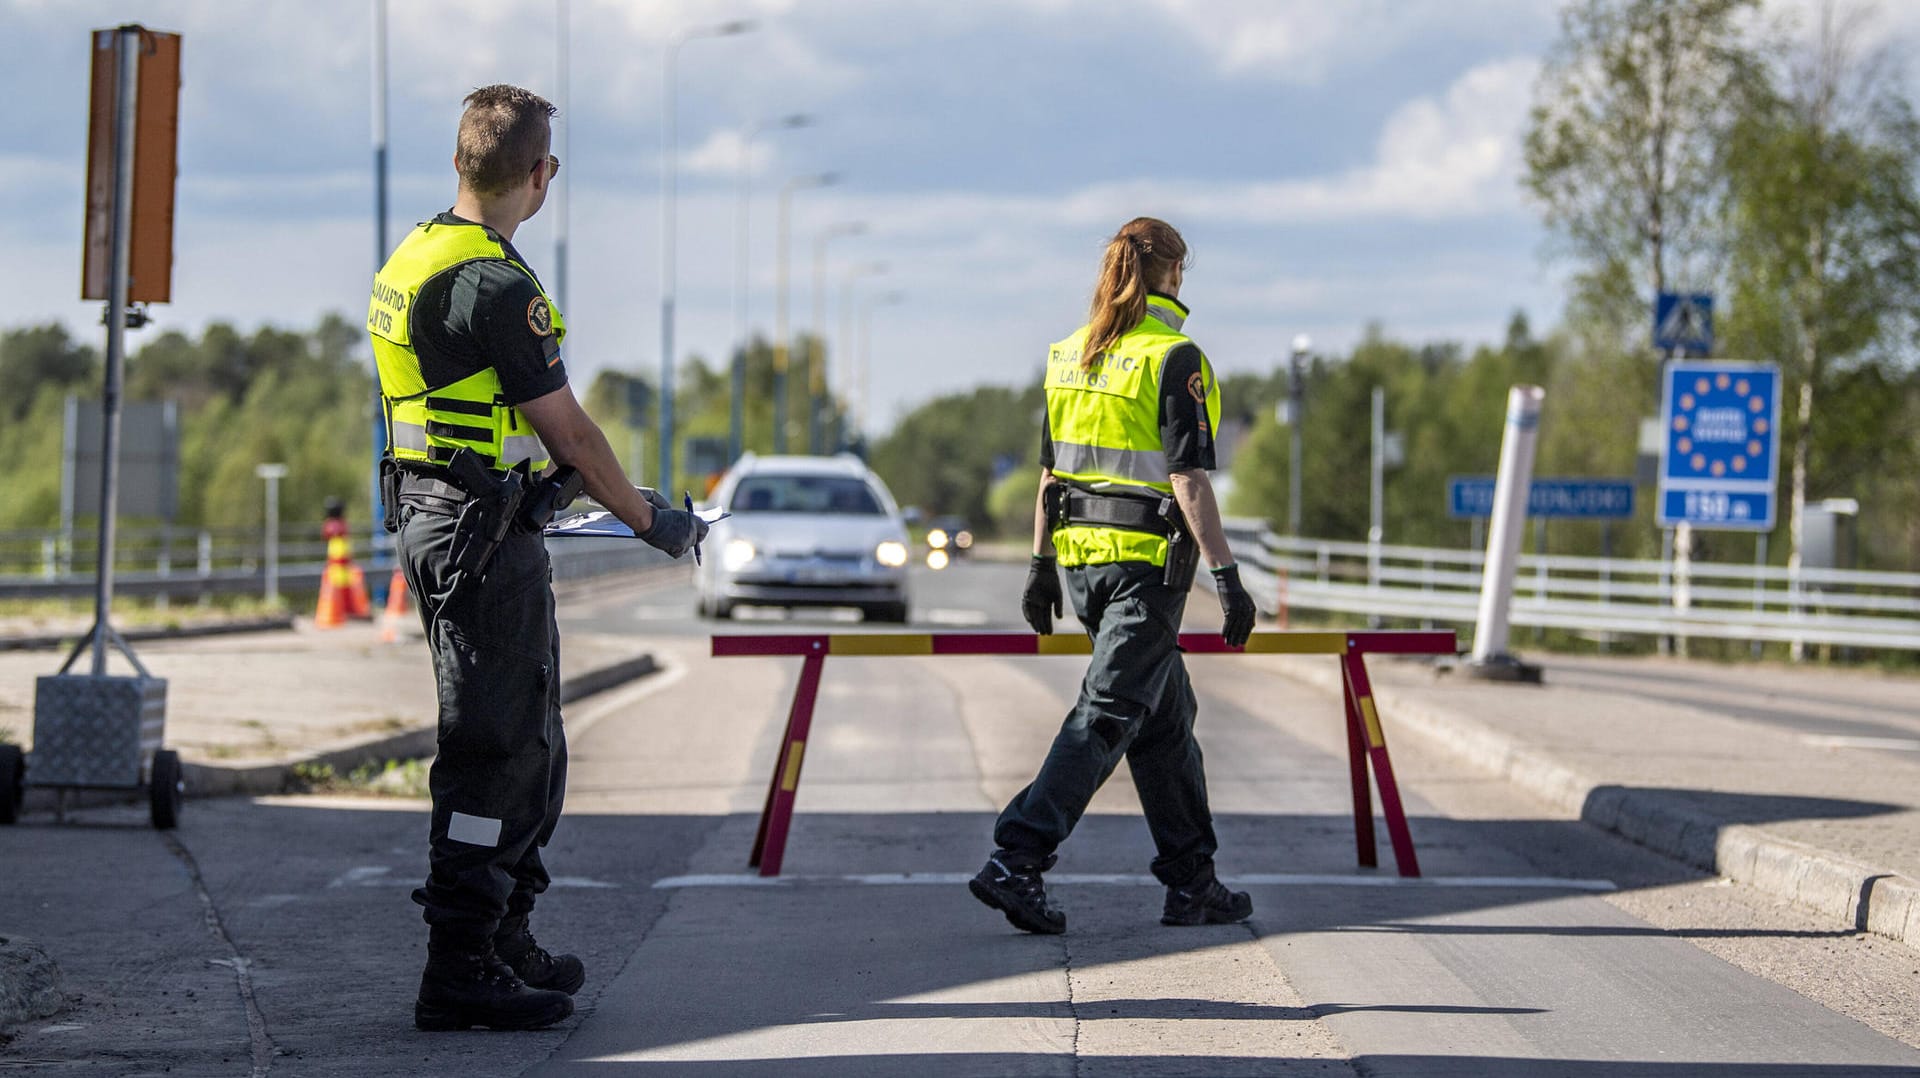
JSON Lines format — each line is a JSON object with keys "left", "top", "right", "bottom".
{"left": 1212, "top": 564, "right": 1256, "bottom": 648}
{"left": 1022, "top": 555, "right": 1064, "bottom": 634}
{"left": 639, "top": 507, "right": 709, "bottom": 559}
{"left": 636, "top": 487, "right": 674, "bottom": 512}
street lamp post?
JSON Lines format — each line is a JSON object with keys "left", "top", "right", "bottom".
{"left": 774, "top": 172, "right": 838, "bottom": 453}
{"left": 731, "top": 113, "right": 811, "bottom": 464}
{"left": 856, "top": 290, "right": 905, "bottom": 440}
{"left": 255, "top": 463, "right": 288, "bottom": 607}
{"left": 1287, "top": 334, "right": 1310, "bottom": 536}
{"left": 553, "top": 0, "right": 570, "bottom": 311}
{"left": 837, "top": 261, "right": 889, "bottom": 443}
{"left": 809, "top": 221, "right": 867, "bottom": 453}
{"left": 660, "top": 19, "right": 753, "bottom": 492}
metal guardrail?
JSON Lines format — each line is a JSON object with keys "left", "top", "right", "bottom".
{"left": 1223, "top": 520, "right": 1920, "bottom": 653}
{"left": 0, "top": 525, "right": 672, "bottom": 601}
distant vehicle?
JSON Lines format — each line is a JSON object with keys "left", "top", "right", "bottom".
{"left": 925, "top": 515, "right": 975, "bottom": 557}
{"left": 694, "top": 453, "right": 912, "bottom": 622}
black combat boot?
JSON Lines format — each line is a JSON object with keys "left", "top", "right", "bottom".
{"left": 969, "top": 850, "right": 1066, "bottom": 934}
{"left": 1160, "top": 862, "right": 1253, "bottom": 926}
{"left": 414, "top": 932, "right": 574, "bottom": 1031}
{"left": 494, "top": 916, "right": 586, "bottom": 996}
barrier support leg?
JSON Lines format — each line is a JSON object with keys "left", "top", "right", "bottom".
{"left": 1341, "top": 669, "right": 1378, "bottom": 869}
{"left": 1342, "top": 649, "right": 1420, "bottom": 877}
{"left": 749, "top": 650, "right": 826, "bottom": 877}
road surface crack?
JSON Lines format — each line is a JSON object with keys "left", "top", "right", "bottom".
{"left": 160, "top": 831, "right": 276, "bottom": 1078}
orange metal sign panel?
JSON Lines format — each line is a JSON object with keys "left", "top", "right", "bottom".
{"left": 81, "top": 27, "right": 181, "bottom": 304}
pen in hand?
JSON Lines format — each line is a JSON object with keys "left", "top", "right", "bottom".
{"left": 685, "top": 491, "right": 702, "bottom": 565}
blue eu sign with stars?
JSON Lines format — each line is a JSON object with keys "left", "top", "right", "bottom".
{"left": 1657, "top": 361, "right": 1780, "bottom": 530}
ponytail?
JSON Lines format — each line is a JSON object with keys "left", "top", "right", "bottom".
{"left": 1080, "top": 217, "right": 1187, "bottom": 370}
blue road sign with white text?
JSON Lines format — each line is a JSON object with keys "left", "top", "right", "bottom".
{"left": 1657, "top": 361, "right": 1779, "bottom": 530}
{"left": 1448, "top": 477, "right": 1636, "bottom": 520}
{"left": 1654, "top": 292, "right": 1714, "bottom": 356}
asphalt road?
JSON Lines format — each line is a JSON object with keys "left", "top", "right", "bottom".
{"left": 4, "top": 559, "right": 1918, "bottom": 1076}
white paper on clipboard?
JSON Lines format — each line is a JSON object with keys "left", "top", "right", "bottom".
{"left": 543, "top": 507, "right": 730, "bottom": 539}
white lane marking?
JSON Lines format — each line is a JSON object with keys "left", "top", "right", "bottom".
{"left": 326, "top": 866, "right": 391, "bottom": 888}
{"left": 923, "top": 608, "right": 990, "bottom": 627}
{"left": 1801, "top": 734, "right": 1920, "bottom": 752}
{"left": 652, "top": 872, "right": 1616, "bottom": 892}
{"left": 321, "top": 870, "right": 620, "bottom": 890}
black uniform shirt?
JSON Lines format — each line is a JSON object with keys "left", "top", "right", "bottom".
{"left": 410, "top": 212, "right": 568, "bottom": 406}
{"left": 1038, "top": 338, "right": 1217, "bottom": 475}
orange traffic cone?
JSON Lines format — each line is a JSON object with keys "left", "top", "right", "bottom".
{"left": 345, "top": 564, "right": 373, "bottom": 620}
{"left": 314, "top": 571, "right": 345, "bottom": 629}
{"left": 379, "top": 569, "right": 411, "bottom": 643}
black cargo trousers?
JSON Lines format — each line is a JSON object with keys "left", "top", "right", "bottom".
{"left": 993, "top": 559, "right": 1219, "bottom": 887}
{"left": 397, "top": 499, "right": 567, "bottom": 944}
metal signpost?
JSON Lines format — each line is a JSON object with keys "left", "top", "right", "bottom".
{"left": 13, "top": 26, "right": 184, "bottom": 830}
{"left": 1657, "top": 362, "right": 1780, "bottom": 531}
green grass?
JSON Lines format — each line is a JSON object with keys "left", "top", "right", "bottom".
{"left": 289, "top": 757, "right": 429, "bottom": 798}
{"left": 0, "top": 593, "right": 295, "bottom": 626}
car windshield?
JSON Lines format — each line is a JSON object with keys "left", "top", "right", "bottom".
{"left": 730, "top": 475, "right": 885, "bottom": 516}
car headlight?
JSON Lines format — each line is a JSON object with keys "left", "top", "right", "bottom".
{"left": 926, "top": 548, "right": 950, "bottom": 570}
{"left": 722, "top": 538, "right": 757, "bottom": 571}
{"left": 954, "top": 530, "right": 973, "bottom": 549}
{"left": 926, "top": 528, "right": 949, "bottom": 550}
{"left": 875, "top": 540, "right": 908, "bottom": 567}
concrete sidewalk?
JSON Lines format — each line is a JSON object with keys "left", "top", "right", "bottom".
{"left": 1267, "top": 648, "right": 1920, "bottom": 952}
{"left": 0, "top": 599, "right": 656, "bottom": 802}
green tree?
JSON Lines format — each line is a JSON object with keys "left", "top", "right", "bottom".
{"left": 869, "top": 383, "right": 1044, "bottom": 532}
{"left": 1719, "top": 3, "right": 1920, "bottom": 576}
{"left": 1525, "top": 0, "right": 1763, "bottom": 374}
{"left": 0, "top": 325, "right": 97, "bottom": 422}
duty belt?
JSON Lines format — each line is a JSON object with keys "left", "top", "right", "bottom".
{"left": 1050, "top": 485, "right": 1173, "bottom": 536}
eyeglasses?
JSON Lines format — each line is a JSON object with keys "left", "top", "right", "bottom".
{"left": 539, "top": 153, "right": 560, "bottom": 178}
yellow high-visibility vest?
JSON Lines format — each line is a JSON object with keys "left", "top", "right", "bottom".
{"left": 1044, "top": 294, "right": 1219, "bottom": 567}
{"left": 367, "top": 220, "right": 564, "bottom": 472}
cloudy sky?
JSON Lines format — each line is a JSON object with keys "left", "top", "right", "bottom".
{"left": 4, "top": 0, "right": 1912, "bottom": 435}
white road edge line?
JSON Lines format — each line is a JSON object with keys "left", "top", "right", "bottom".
{"left": 1800, "top": 734, "right": 1920, "bottom": 752}
{"left": 652, "top": 872, "right": 1617, "bottom": 892}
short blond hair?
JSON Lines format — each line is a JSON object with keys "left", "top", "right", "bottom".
{"left": 455, "top": 84, "right": 555, "bottom": 197}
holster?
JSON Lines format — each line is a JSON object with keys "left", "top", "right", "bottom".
{"left": 518, "top": 466, "right": 584, "bottom": 532}
{"left": 1161, "top": 502, "right": 1199, "bottom": 592}
{"left": 444, "top": 449, "right": 527, "bottom": 580}
{"left": 379, "top": 455, "right": 402, "bottom": 534}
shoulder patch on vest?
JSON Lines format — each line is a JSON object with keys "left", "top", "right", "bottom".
{"left": 527, "top": 296, "right": 554, "bottom": 337}
{"left": 1186, "top": 371, "right": 1206, "bottom": 403}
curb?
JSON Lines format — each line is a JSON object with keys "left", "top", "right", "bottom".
{"left": 0, "top": 936, "right": 66, "bottom": 1032}
{"left": 1274, "top": 655, "right": 1920, "bottom": 952}
{"left": 0, "top": 615, "right": 298, "bottom": 653}
{"left": 22, "top": 652, "right": 660, "bottom": 809}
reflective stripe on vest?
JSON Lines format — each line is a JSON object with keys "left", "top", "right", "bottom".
{"left": 1044, "top": 295, "right": 1219, "bottom": 568}
{"left": 367, "top": 220, "right": 565, "bottom": 472}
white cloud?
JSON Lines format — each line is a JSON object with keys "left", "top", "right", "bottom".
{"left": 679, "top": 129, "right": 771, "bottom": 179}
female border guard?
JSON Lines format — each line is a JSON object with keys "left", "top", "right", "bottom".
{"left": 970, "top": 217, "right": 1258, "bottom": 935}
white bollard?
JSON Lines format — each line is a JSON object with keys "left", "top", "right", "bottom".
{"left": 1468, "top": 385, "right": 1544, "bottom": 682}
